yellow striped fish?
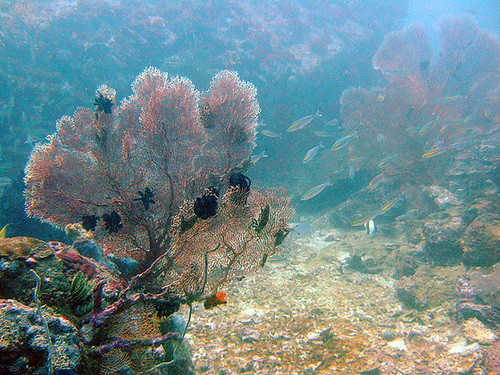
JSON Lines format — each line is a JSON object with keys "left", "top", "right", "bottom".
{"left": 0, "top": 223, "right": 11, "bottom": 239}
{"left": 422, "top": 147, "right": 447, "bottom": 158}
{"left": 379, "top": 196, "right": 403, "bottom": 213}
{"left": 287, "top": 110, "right": 322, "bottom": 132}
{"left": 351, "top": 212, "right": 379, "bottom": 226}
{"left": 300, "top": 178, "right": 333, "bottom": 201}
{"left": 303, "top": 142, "right": 325, "bottom": 163}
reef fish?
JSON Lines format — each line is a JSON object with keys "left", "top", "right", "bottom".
{"left": 365, "top": 219, "right": 376, "bottom": 235}
{"left": 260, "top": 130, "right": 281, "bottom": 138}
{"left": 422, "top": 147, "right": 448, "bottom": 158}
{"left": 287, "top": 110, "right": 322, "bottom": 132}
{"left": 331, "top": 134, "right": 355, "bottom": 151}
{"left": 378, "top": 155, "right": 397, "bottom": 168}
{"left": 204, "top": 291, "right": 227, "bottom": 310}
{"left": 0, "top": 223, "right": 11, "bottom": 239}
{"left": 251, "top": 150, "right": 268, "bottom": 164}
{"left": 303, "top": 142, "right": 325, "bottom": 163}
{"left": 379, "top": 195, "right": 403, "bottom": 213}
{"left": 351, "top": 212, "right": 379, "bottom": 226}
{"left": 301, "top": 178, "right": 333, "bottom": 201}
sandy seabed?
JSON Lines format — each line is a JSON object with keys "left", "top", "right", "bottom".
{"left": 186, "top": 224, "right": 497, "bottom": 375}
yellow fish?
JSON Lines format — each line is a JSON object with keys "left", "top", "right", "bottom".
{"left": 0, "top": 223, "right": 11, "bottom": 239}
{"left": 422, "top": 147, "right": 447, "bottom": 159}
{"left": 379, "top": 196, "right": 403, "bottom": 213}
{"left": 300, "top": 178, "right": 332, "bottom": 201}
{"left": 287, "top": 110, "right": 322, "bottom": 132}
{"left": 351, "top": 212, "right": 378, "bottom": 226}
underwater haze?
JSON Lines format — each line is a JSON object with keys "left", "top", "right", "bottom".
{"left": 1, "top": 0, "right": 500, "bottom": 374}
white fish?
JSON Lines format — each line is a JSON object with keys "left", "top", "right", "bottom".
{"left": 331, "top": 134, "right": 355, "bottom": 151}
{"left": 287, "top": 110, "right": 322, "bottom": 132}
{"left": 300, "top": 178, "right": 333, "bottom": 201}
{"left": 302, "top": 142, "right": 325, "bottom": 163}
{"left": 324, "top": 118, "right": 339, "bottom": 127}
{"left": 260, "top": 130, "right": 281, "bottom": 138}
{"left": 251, "top": 150, "right": 268, "bottom": 164}
{"left": 313, "top": 130, "right": 336, "bottom": 138}
{"left": 348, "top": 164, "right": 356, "bottom": 179}
{"left": 365, "top": 219, "right": 376, "bottom": 235}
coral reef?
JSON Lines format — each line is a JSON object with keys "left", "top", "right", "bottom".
{"left": 422, "top": 213, "right": 464, "bottom": 265}
{"left": 462, "top": 213, "right": 500, "bottom": 267}
{"left": 24, "top": 68, "right": 262, "bottom": 269}
{"left": 136, "top": 186, "right": 292, "bottom": 299}
{"left": 18, "top": 67, "right": 292, "bottom": 373}
{"left": 332, "top": 16, "right": 500, "bottom": 220}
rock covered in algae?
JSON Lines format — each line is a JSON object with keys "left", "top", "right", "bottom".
{"left": 0, "top": 299, "right": 80, "bottom": 374}
{"left": 468, "top": 264, "right": 500, "bottom": 309}
{"left": 462, "top": 213, "right": 500, "bottom": 267}
{"left": 422, "top": 213, "right": 464, "bottom": 265}
{"left": 394, "top": 265, "right": 463, "bottom": 310}
{"left": 0, "top": 237, "right": 125, "bottom": 325}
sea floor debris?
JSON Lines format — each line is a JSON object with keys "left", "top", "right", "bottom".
{"left": 187, "top": 225, "right": 498, "bottom": 374}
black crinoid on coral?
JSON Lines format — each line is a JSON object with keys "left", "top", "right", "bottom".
{"left": 102, "top": 211, "right": 123, "bottom": 234}
{"left": 228, "top": 173, "right": 251, "bottom": 204}
{"left": 133, "top": 187, "right": 156, "bottom": 210}
{"left": 194, "top": 187, "right": 220, "bottom": 220}
{"left": 229, "top": 173, "right": 251, "bottom": 192}
{"left": 81, "top": 215, "right": 99, "bottom": 231}
{"left": 93, "top": 93, "right": 113, "bottom": 115}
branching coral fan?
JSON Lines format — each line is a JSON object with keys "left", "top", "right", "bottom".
{"left": 338, "top": 17, "right": 500, "bottom": 206}
{"left": 24, "top": 67, "right": 292, "bottom": 301}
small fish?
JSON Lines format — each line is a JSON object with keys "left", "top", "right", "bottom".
{"left": 351, "top": 212, "right": 379, "bottom": 226}
{"left": 303, "top": 142, "right": 325, "bottom": 163}
{"left": 260, "top": 130, "right": 281, "bottom": 138}
{"left": 287, "top": 110, "right": 322, "bottom": 132}
{"left": 433, "top": 95, "right": 467, "bottom": 104}
{"left": 379, "top": 196, "right": 403, "bottom": 213}
{"left": 419, "top": 118, "right": 438, "bottom": 134}
{"left": 204, "top": 291, "right": 227, "bottom": 310}
{"left": 313, "top": 130, "right": 336, "bottom": 138}
{"left": 480, "top": 96, "right": 500, "bottom": 103}
{"left": 251, "top": 150, "right": 268, "bottom": 164}
{"left": 0, "top": 223, "right": 11, "bottom": 239}
{"left": 378, "top": 155, "right": 397, "bottom": 168}
{"left": 324, "top": 118, "right": 339, "bottom": 127}
{"left": 343, "top": 124, "right": 359, "bottom": 137}
{"left": 463, "top": 112, "right": 476, "bottom": 123}
{"left": 290, "top": 221, "right": 315, "bottom": 239}
{"left": 422, "top": 147, "right": 447, "bottom": 158}
{"left": 369, "top": 172, "right": 385, "bottom": 187}
{"left": 365, "top": 219, "right": 376, "bottom": 235}
{"left": 331, "top": 134, "right": 355, "bottom": 151}
{"left": 348, "top": 164, "right": 356, "bottom": 179}
{"left": 300, "top": 178, "right": 333, "bottom": 201}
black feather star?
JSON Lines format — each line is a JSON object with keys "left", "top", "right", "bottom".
{"left": 93, "top": 93, "right": 114, "bottom": 114}
{"left": 81, "top": 215, "right": 99, "bottom": 231}
{"left": 133, "top": 187, "right": 156, "bottom": 210}
{"left": 102, "top": 211, "right": 123, "bottom": 234}
{"left": 194, "top": 187, "right": 219, "bottom": 220}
